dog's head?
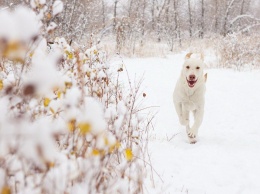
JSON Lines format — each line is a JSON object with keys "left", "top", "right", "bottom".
{"left": 182, "top": 53, "right": 206, "bottom": 88}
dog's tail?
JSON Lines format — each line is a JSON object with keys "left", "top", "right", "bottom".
{"left": 204, "top": 73, "right": 208, "bottom": 83}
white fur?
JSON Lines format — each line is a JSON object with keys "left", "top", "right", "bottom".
{"left": 173, "top": 53, "right": 206, "bottom": 143}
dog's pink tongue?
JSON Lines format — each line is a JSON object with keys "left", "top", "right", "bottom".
{"left": 188, "top": 81, "right": 195, "bottom": 87}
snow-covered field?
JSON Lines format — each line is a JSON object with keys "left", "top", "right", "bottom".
{"left": 123, "top": 53, "right": 260, "bottom": 194}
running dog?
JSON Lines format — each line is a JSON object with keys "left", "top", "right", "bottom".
{"left": 173, "top": 53, "right": 207, "bottom": 143}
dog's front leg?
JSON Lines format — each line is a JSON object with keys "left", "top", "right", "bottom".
{"left": 174, "top": 102, "right": 190, "bottom": 126}
{"left": 181, "top": 106, "right": 190, "bottom": 126}
{"left": 174, "top": 101, "right": 184, "bottom": 125}
{"left": 187, "top": 108, "right": 204, "bottom": 138}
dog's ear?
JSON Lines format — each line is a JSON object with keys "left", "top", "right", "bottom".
{"left": 204, "top": 73, "right": 207, "bottom": 83}
{"left": 200, "top": 53, "right": 204, "bottom": 61}
{"left": 185, "top": 53, "right": 193, "bottom": 59}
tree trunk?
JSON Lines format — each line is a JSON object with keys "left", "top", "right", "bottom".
{"left": 239, "top": 0, "right": 246, "bottom": 28}
{"left": 223, "top": 0, "right": 235, "bottom": 36}
{"left": 173, "top": 0, "right": 181, "bottom": 46}
{"left": 188, "top": 0, "right": 193, "bottom": 38}
{"left": 128, "top": 0, "right": 133, "bottom": 17}
{"left": 102, "top": 0, "right": 106, "bottom": 28}
{"left": 151, "top": 0, "right": 155, "bottom": 30}
{"left": 199, "top": 0, "right": 205, "bottom": 38}
{"left": 113, "top": 0, "right": 118, "bottom": 31}
{"left": 68, "top": 0, "right": 77, "bottom": 33}
{"left": 165, "top": 0, "right": 170, "bottom": 23}
{"left": 214, "top": 0, "right": 218, "bottom": 33}
{"left": 156, "top": 0, "right": 168, "bottom": 42}
{"left": 141, "top": 0, "right": 146, "bottom": 37}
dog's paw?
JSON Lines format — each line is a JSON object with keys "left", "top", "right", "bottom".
{"left": 189, "top": 138, "right": 197, "bottom": 144}
{"left": 187, "top": 129, "right": 197, "bottom": 138}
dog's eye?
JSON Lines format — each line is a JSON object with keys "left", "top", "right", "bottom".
{"left": 186, "top": 66, "right": 190, "bottom": 69}
{"left": 196, "top": 66, "right": 200, "bottom": 70}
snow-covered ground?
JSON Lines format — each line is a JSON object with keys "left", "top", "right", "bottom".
{"left": 123, "top": 53, "right": 260, "bottom": 194}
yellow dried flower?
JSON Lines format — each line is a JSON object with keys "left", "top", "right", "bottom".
{"left": 109, "top": 146, "right": 114, "bottom": 153}
{"left": 3, "top": 41, "right": 19, "bottom": 56}
{"left": 125, "top": 148, "right": 133, "bottom": 161}
{"left": 78, "top": 122, "right": 91, "bottom": 135}
{"left": 104, "top": 137, "right": 109, "bottom": 146}
{"left": 50, "top": 107, "right": 55, "bottom": 114}
{"left": 0, "top": 80, "right": 3, "bottom": 90}
{"left": 68, "top": 119, "right": 76, "bottom": 132}
{"left": 2, "top": 41, "right": 25, "bottom": 63}
{"left": 92, "top": 149, "right": 100, "bottom": 156}
{"left": 57, "top": 90, "right": 62, "bottom": 98}
{"left": 1, "top": 186, "right": 11, "bottom": 194}
{"left": 46, "top": 161, "right": 55, "bottom": 169}
{"left": 86, "top": 71, "right": 91, "bottom": 77}
{"left": 46, "top": 12, "right": 52, "bottom": 20}
{"left": 65, "top": 50, "right": 74, "bottom": 59}
{"left": 65, "top": 82, "right": 72, "bottom": 89}
{"left": 44, "top": 98, "right": 51, "bottom": 107}
{"left": 115, "top": 142, "right": 121, "bottom": 149}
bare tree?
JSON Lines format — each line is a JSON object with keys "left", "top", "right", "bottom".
{"left": 113, "top": 0, "right": 119, "bottom": 31}
{"left": 223, "top": 0, "right": 236, "bottom": 36}
{"left": 199, "top": 0, "right": 205, "bottom": 38}
{"left": 173, "top": 0, "right": 181, "bottom": 46}
{"left": 151, "top": 0, "right": 156, "bottom": 30}
{"left": 214, "top": 0, "right": 219, "bottom": 32}
{"left": 141, "top": 0, "right": 147, "bottom": 45}
{"left": 102, "top": 0, "right": 106, "bottom": 28}
{"left": 188, "top": 0, "right": 193, "bottom": 38}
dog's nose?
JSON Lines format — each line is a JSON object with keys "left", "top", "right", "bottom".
{"left": 189, "top": 75, "right": 196, "bottom": 80}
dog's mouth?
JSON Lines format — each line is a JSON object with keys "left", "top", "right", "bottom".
{"left": 186, "top": 78, "right": 197, "bottom": 88}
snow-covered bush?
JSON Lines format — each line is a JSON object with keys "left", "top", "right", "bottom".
{"left": 218, "top": 33, "right": 260, "bottom": 70}
{"left": 0, "top": 4, "right": 151, "bottom": 194}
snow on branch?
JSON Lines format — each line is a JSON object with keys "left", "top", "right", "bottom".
{"left": 0, "top": 3, "right": 153, "bottom": 194}
{"left": 230, "top": 14, "right": 260, "bottom": 25}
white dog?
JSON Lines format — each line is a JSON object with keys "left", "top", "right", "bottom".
{"left": 173, "top": 53, "right": 207, "bottom": 143}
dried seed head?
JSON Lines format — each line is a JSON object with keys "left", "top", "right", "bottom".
{"left": 23, "top": 84, "right": 35, "bottom": 96}
{"left": 5, "top": 86, "right": 13, "bottom": 95}
{"left": 31, "top": 34, "right": 39, "bottom": 42}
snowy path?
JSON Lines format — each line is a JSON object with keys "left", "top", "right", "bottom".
{"left": 123, "top": 54, "right": 260, "bottom": 194}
